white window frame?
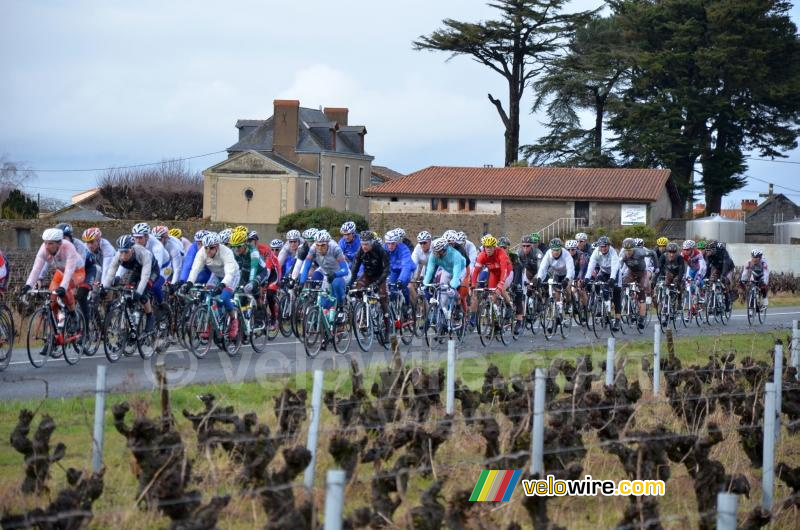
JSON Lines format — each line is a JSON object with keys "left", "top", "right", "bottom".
{"left": 330, "top": 164, "right": 336, "bottom": 196}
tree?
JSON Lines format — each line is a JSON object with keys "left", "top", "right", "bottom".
{"left": 609, "top": 0, "right": 800, "bottom": 213}
{"left": 96, "top": 160, "right": 203, "bottom": 219}
{"left": 521, "top": 15, "right": 630, "bottom": 167}
{"left": 1, "top": 189, "right": 39, "bottom": 219}
{"left": 276, "top": 207, "right": 368, "bottom": 237}
{"left": 414, "top": 0, "right": 594, "bottom": 166}
{"left": 1, "top": 155, "right": 35, "bottom": 204}
{"left": 37, "top": 196, "right": 69, "bottom": 213}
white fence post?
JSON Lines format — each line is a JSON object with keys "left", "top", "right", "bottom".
{"left": 530, "top": 368, "right": 545, "bottom": 475}
{"left": 762, "top": 382, "right": 776, "bottom": 511}
{"left": 791, "top": 320, "right": 799, "bottom": 381}
{"left": 716, "top": 492, "right": 738, "bottom": 530}
{"left": 91, "top": 365, "right": 107, "bottom": 473}
{"left": 773, "top": 341, "right": 783, "bottom": 442}
{"left": 605, "top": 337, "right": 615, "bottom": 386}
{"left": 653, "top": 325, "right": 662, "bottom": 396}
{"left": 323, "top": 469, "right": 346, "bottom": 530}
{"left": 446, "top": 339, "right": 456, "bottom": 414}
{"left": 304, "top": 370, "right": 324, "bottom": 489}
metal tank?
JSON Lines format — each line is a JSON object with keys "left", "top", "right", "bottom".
{"left": 774, "top": 218, "right": 800, "bottom": 244}
{"left": 685, "top": 213, "right": 746, "bottom": 243}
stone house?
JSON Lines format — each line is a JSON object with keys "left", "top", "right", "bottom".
{"left": 364, "top": 166, "right": 681, "bottom": 242}
{"left": 203, "top": 100, "right": 374, "bottom": 229}
{"left": 744, "top": 194, "right": 800, "bottom": 243}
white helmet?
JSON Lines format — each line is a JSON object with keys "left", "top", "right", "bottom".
{"left": 456, "top": 231, "right": 467, "bottom": 243}
{"left": 417, "top": 231, "right": 432, "bottom": 242}
{"left": 751, "top": 248, "right": 763, "bottom": 258}
{"left": 151, "top": 225, "right": 169, "bottom": 238}
{"left": 218, "top": 228, "right": 233, "bottom": 244}
{"left": 442, "top": 229, "right": 458, "bottom": 243}
{"left": 193, "top": 229, "right": 208, "bottom": 242}
{"left": 270, "top": 239, "right": 284, "bottom": 250}
{"left": 384, "top": 230, "right": 401, "bottom": 243}
{"left": 340, "top": 221, "right": 356, "bottom": 234}
{"left": 286, "top": 229, "right": 302, "bottom": 241}
{"left": 432, "top": 238, "right": 448, "bottom": 253}
{"left": 394, "top": 228, "right": 406, "bottom": 239}
{"left": 42, "top": 228, "right": 64, "bottom": 242}
{"left": 682, "top": 240, "right": 696, "bottom": 250}
{"left": 302, "top": 228, "right": 318, "bottom": 241}
{"left": 131, "top": 222, "right": 150, "bottom": 235}
{"left": 575, "top": 232, "right": 588, "bottom": 242}
{"left": 565, "top": 239, "right": 579, "bottom": 250}
{"left": 315, "top": 230, "right": 332, "bottom": 243}
{"left": 202, "top": 232, "right": 220, "bottom": 247}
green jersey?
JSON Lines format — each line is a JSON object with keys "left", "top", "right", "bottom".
{"left": 233, "top": 244, "right": 266, "bottom": 283}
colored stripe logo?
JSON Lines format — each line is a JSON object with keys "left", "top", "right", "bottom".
{"left": 469, "top": 470, "right": 522, "bottom": 501}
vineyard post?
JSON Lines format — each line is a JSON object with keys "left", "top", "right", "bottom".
{"left": 605, "top": 337, "right": 615, "bottom": 386}
{"left": 773, "top": 341, "right": 783, "bottom": 443}
{"left": 530, "top": 368, "right": 545, "bottom": 475}
{"left": 653, "top": 325, "right": 662, "bottom": 395}
{"left": 304, "top": 369, "right": 324, "bottom": 489}
{"left": 716, "top": 492, "right": 737, "bottom": 530}
{"left": 762, "top": 382, "right": 776, "bottom": 511}
{"left": 446, "top": 339, "right": 455, "bottom": 414}
{"left": 323, "top": 469, "right": 346, "bottom": 530}
{"left": 91, "top": 364, "right": 107, "bottom": 473}
{"left": 791, "top": 320, "right": 799, "bottom": 380}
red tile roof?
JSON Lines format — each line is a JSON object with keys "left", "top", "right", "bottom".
{"left": 363, "top": 166, "right": 672, "bottom": 202}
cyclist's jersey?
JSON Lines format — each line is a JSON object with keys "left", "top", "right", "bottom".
{"left": 102, "top": 244, "right": 158, "bottom": 295}
{"left": 162, "top": 235, "right": 184, "bottom": 283}
{"left": 472, "top": 247, "right": 512, "bottom": 286}
{"left": 586, "top": 247, "right": 620, "bottom": 280}
{"left": 0, "top": 249, "right": 7, "bottom": 290}
{"left": 179, "top": 242, "right": 210, "bottom": 284}
{"left": 619, "top": 247, "right": 649, "bottom": 273}
{"left": 516, "top": 247, "right": 542, "bottom": 281}
{"left": 537, "top": 249, "right": 575, "bottom": 282}
{"left": 385, "top": 242, "right": 415, "bottom": 284}
{"left": 463, "top": 240, "right": 479, "bottom": 265}
{"left": 96, "top": 238, "right": 116, "bottom": 279}
{"left": 682, "top": 249, "right": 707, "bottom": 279}
{"left": 351, "top": 244, "right": 390, "bottom": 283}
{"left": 142, "top": 237, "right": 170, "bottom": 270}
{"left": 189, "top": 244, "right": 239, "bottom": 285}
{"left": 83, "top": 247, "right": 98, "bottom": 285}
{"left": 301, "top": 244, "right": 348, "bottom": 282}
{"left": 291, "top": 242, "right": 312, "bottom": 279}
{"left": 26, "top": 239, "right": 85, "bottom": 289}
{"left": 411, "top": 243, "right": 431, "bottom": 279}
{"left": 278, "top": 245, "right": 297, "bottom": 279}
{"left": 338, "top": 234, "right": 361, "bottom": 263}
{"left": 451, "top": 243, "right": 470, "bottom": 267}
{"left": 424, "top": 246, "right": 466, "bottom": 290}
{"left": 402, "top": 237, "right": 414, "bottom": 253}
{"left": 741, "top": 258, "right": 769, "bottom": 284}
{"left": 180, "top": 237, "right": 192, "bottom": 252}
{"left": 658, "top": 253, "right": 686, "bottom": 279}
{"left": 706, "top": 248, "right": 734, "bottom": 277}
{"left": 254, "top": 243, "right": 281, "bottom": 281}
{"left": 570, "top": 249, "right": 590, "bottom": 279}
{"left": 234, "top": 244, "right": 266, "bottom": 283}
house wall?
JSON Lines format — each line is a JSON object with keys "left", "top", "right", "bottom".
{"left": 205, "top": 173, "right": 286, "bottom": 224}
{"left": 319, "top": 153, "right": 371, "bottom": 217}
{"left": 370, "top": 198, "right": 503, "bottom": 215}
{"left": 649, "top": 188, "right": 672, "bottom": 226}
{"left": 745, "top": 196, "right": 800, "bottom": 237}
{"left": 590, "top": 202, "right": 621, "bottom": 229}
{"left": 502, "top": 200, "right": 572, "bottom": 243}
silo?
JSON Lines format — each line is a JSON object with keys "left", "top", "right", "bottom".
{"left": 773, "top": 218, "right": 800, "bottom": 244}
{"left": 685, "top": 213, "right": 746, "bottom": 242}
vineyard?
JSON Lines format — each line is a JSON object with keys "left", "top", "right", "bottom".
{"left": 0, "top": 329, "right": 798, "bottom": 529}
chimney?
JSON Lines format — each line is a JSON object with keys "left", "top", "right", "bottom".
{"left": 741, "top": 199, "right": 758, "bottom": 212}
{"left": 272, "top": 99, "right": 299, "bottom": 161}
{"left": 323, "top": 107, "right": 348, "bottom": 126}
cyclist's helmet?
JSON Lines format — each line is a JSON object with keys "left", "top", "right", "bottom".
{"left": 656, "top": 237, "right": 669, "bottom": 247}
{"left": 622, "top": 238, "right": 634, "bottom": 250}
{"left": 202, "top": 232, "right": 220, "bottom": 248}
{"left": 395, "top": 228, "right": 407, "bottom": 239}
{"left": 697, "top": 240, "right": 706, "bottom": 250}
{"left": 442, "top": 229, "right": 458, "bottom": 243}
{"left": 718, "top": 242, "right": 727, "bottom": 250}
{"left": 270, "top": 239, "right": 284, "bottom": 250}
{"left": 417, "top": 230, "right": 432, "bottom": 242}
{"left": 432, "top": 238, "right": 448, "bottom": 253}
{"left": 233, "top": 225, "right": 248, "bottom": 233}
{"left": 229, "top": 230, "right": 248, "bottom": 247}
{"left": 549, "top": 238, "right": 563, "bottom": 250}
{"left": 666, "top": 242, "right": 679, "bottom": 252}
{"left": 531, "top": 233, "right": 541, "bottom": 243}
{"left": 597, "top": 236, "right": 610, "bottom": 246}
{"left": 302, "top": 228, "right": 318, "bottom": 241}
{"left": 682, "top": 239, "right": 696, "bottom": 250}
{"left": 315, "top": 230, "right": 332, "bottom": 243}
{"left": 751, "top": 248, "right": 763, "bottom": 258}
{"left": 82, "top": 227, "right": 102, "bottom": 242}
{"left": 384, "top": 230, "right": 401, "bottom": 243}
{"left": 340, "top": 221, "right": 356, "bottom": 234}
{"left": 193, "top": 229, "right": 208, "bottom": 242}
{"left": 218, "top": 228, "right": 233, "bottom": 244}
{"left": 286, "top": 229, "right": 301, "bottom": 242}
{"left": 169, "top": 228, "right": 182, "bottom": 239}
{"left": 521, "top": 235, "right": 534, "bottom": 244}
{"left": 56, "top": 223, "right": 73, "bottom": 237}
{"left": 151, "top": 225, "right": 169, "bottom": 238}
{"left": 116, "top": 234, "right": 134, "bottom": 250}
{"left": 247, "top": 230, "right": 259, "bottom": 241}
{"left": 131, "top": 222, "right": 150, "bottom": 236}
{"left": 360, "top": 230, "right": 375, "bottom": 243}
{"left": 481, "top": 234, "right": 497, "bottom": 247}
{"left": 634, "top": 238, "right": 645, "bottom": 248}
{"left": 565, "top": 239, "right": 579, "bottom": 250}
{"left": 42, "top": 228, "right": 64, "bottom": 242}
{"left": 575, "top": 232, "right": 588, "bottom": 242}
{"left": 456, "top": 231, "right": 467, "bottom": 243}
{"left": 498, "top": 236, "right": 511, "bottom": 248}
{"left": 707, "top": 240, "right": 718, "bottom": 252}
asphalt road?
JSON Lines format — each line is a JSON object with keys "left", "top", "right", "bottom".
{"left": 2, "top": 306, "right": 798, "bottom": 401}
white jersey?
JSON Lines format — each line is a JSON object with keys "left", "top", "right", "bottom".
{"left": 464, "top": 240, "right": 478, "bottom": 265}
{"left": 180, "top": 237, "right": 192, "bottom": 252}
{"left": 587, "top": 247, "right": 620, "bottom": 280}
{"left": 537, "top": 249, "right": 575, "bottom": 282}
{"left": 411, "top": 243, "right": 431, "bottom": 279}
{"left": 189, "top": 244, "right": 239, "bottom": 286}
{"left": 161, "top": 235, "right": 184, "bottom": 283}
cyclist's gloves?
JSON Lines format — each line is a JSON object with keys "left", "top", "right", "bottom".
{"left": 112, "top": 276, "right": 121, "bottom": 287}
{"left": 54, "top": 286, "right": 66, "bottom": 297}
{"left": 132, "top": 290, "right": 143, "bottom": 302}
{"left": 181, "top": 281, "right": 193, "bottom": 293}
{"left": 21, "top": 284, "right": 32, "bottom": 296}
{"left": 326, "top": 274, "right": 336, "bottom": 284}
{"left": 213, "top": 283, "right": 226, "bottom": 296}
{"left": 561, "top": 278, "right": 570, "bottom": 288}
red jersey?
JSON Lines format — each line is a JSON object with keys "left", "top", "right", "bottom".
{"left": 256, "top": 242, "right": 282, "bottom": 282}
{"left": 471, "top": 247, "right": 512, "bottom": 285}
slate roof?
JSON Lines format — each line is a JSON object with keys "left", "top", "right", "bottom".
{"left": 371, "top": 165, "right": 404, "bottom": 183}
{"left": 363, "top": 166, "right": 673, "bottom": 202}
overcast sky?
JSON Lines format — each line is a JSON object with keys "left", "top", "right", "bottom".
{"left": 2, "top": 0, "right": 800, "bottom": 208}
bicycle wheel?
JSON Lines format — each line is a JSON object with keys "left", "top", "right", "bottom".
{"left": 276, "top": 291, "right": 293, "bottom": 338}
{"left": 477, "top": 297, "right": 494, "bottom": 346}
{"left": 303, "top": 308, "right": 323, "bottom": 358}
{"left": 681, "top": 290, "right": 692, "bottom": 327}
{"left": 757, "top": 295, "right": 766, "bottom": 324}
{"left": 659, "top": 293, "right": 671, "bottom": 332}
{"left": 560, "top": 303, "right": 572, "bottom": 338}
{"left": 292, "top": 296, "right": 307, "bottom": 339}
{"left": 586, "top": 293, "right": 598, "bottom": 337}
{"left": 333, "top": 305, "right": 352, "bottom": 354}
{"left": 61, "top": 309, "right": 85, "bottom": 365}
{"left": 135, "top": 311, "right": 157, "bottom": 360}
{"left": 221, "top": 309, "right": 244, "bottom": 357}
{"left": 352, "top": 301, "right": 374, "bottom": 352}
{"left": 413, "top": 296, "right": 427, "bottom": 338}
{"left": 424, "top": 302, "right": 438, "bottom": 348}
{"left": 27, "top": 307, "right": 54, "bottom": 368}
{"left": 542, "top": 299, "right": 557, "bottom": 341}
{"left": 498, "top": 301, "right": 513, "bottom": 346}
{"left": 0, "top": 306, "right": 14, "bottom": 371}
{"left": 721, "top": 290, "right": 732, "bottom": 324}
{"left": 103, "top": 303, "right": 127, "bottom": 362}
{"left": 525, "top": 295, "right": 539, "bottom": 334}
{"left": 83, "top": 306, "right": 102, "bottom": 356}
{"left": 250, "top": 306, "right": 270, "bottom": 353}
{"left": 187, "top": 305, "right": 213, "bottom": 358}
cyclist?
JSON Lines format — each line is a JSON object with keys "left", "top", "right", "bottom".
{"left": 705, "top": 240, "right": 735, "bottom": 311}
{"left": 230, "top": 230, "right": 276, "bottom": 329}
{"left": 575, "top": 232, "right": 590, "bottom": 254}
{"left": 339, "top": 221, "right": 361, "bottom": 264}
{"left": 457, "top": 231, "right": 479, "bottom": 265}
{"left": 740, "top": 249, "right": 770, "bottom": 307}
{"left": 384, "top": 230, "right": 416, "bottom": 316}
{"left": 511, "top": 235, "right": 543, "bottom": 334}
{"left": 536, "top": 238, "right": 575, "bottom": 308}
{"left": 423, "top": 237, "right": 467, "bottom": 319}
{"left": 183, "top": 232, "right": 241, "bottom": 339}
{"left": 170, "top": 228, "right": 192, "bottom": 252}
{"left": 532, "top": 233, "right": 548, "bottom": 255}
{"left": 218, "top": 228, "right": 234, "bottom": 247}
{"left": 178, "top": 230, "right": 211, "bottom": 285}
{"left": 22, "top": 228, "right": 86, "bottom": 318}
{"left": 681, "top": 239, "right": 707, "bottom": 302}
{"left": 278, "top": 229, "right": 302, "bottom": 281}
{"left": 131, "top": 222, "right": 169, "bottom": 271}
{"left": 152, "top": 225, "right": 184, "bottom": 285}
{"left": 101, "top": 235, "right": 162, "bottom": 333}
{"left": 655, "top": 237, "right": 669, "bottom": 261}
{"left": 619, "top": 238, "right": 651, "bottom": 329}
{"left": 270, "top": 239, "right": 283, "bottom": 254}
{"left": 350, "top": 230, "right": 391, "bottom": 333}
{"left": 298, "top": 231, "right": 349, "bottom": 320}
{"left": 247, "top": 230, "right": 281, "bottom": 286}
{"left": 586, "top": 236, "right": 622, "bottom": 331}
{"left": 657, "top": 242, "right": 686, "bottom": 287}
{"left": 0, "top": 248, "right": 7, "bottom": 294}
{"left": 291, "top": 228, "right": 319, "bottom": 281}
{"left": 410, "top": 231, "right": 432, "bottom": 304}
{"left": 566, "top": 239, "right": 590, "bottom": 314}
{"left": 394, "top": 227, "right": 414, "bottom": 253}
{"left": 81, "top": 227, "right": 115, "bottom": 283}
{"left": 471, "top": 234, "right": 513, "bottom": 325}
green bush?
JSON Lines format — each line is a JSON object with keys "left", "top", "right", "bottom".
{"left": 609, "top": 225, "right": 656, "bottom": 247}
{"left": 276, "top": 207, "right": 368, "bottom": 237}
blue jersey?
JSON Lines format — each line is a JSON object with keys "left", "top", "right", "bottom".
{"left": 180, "top": 242, "right": 211, "bottom": 284}
{"left": 385, "top": 241, "right": 415, "bottom": 284}
{"left": 338, "top": 234, "right": 361, "bottom": 263}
